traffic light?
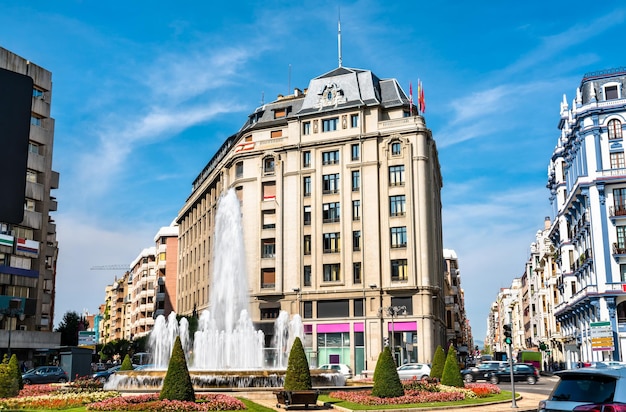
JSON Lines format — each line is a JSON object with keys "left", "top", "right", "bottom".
{"left": 503, "top": 324, "right": 512, "bottom": 345}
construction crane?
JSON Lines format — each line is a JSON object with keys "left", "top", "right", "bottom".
{"left": 90, "top": 264, "right": 129, "bottom": 271}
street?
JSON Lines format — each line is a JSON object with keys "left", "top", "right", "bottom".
{"left": 493, "top": 374, "right": 559, "bottom": 398}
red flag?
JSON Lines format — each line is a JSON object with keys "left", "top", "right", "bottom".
{"left": 418, "top": 79, "right": 426, "bottom": 114}
{"left": 409, "top": 82, "right": 413, "bottom": 116}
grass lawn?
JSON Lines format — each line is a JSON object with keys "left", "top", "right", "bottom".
{"left": 318, "top": 391, "right": 515, "bottom": 410}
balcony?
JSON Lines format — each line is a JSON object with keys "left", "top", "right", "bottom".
{"left": 613, "top": 243, "right": 626, "bottom": 255}
{"left": 606, "top": 282, "right": 626, "bottom": 293}
{"left": 609, "top": 205, "right": 626, "bottom": 219}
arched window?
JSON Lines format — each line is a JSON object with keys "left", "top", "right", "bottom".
{"left": 617, "top": 301, "right": 626, "bottom": 323}
{"left": 608, "top": 119, "right": 623, "bottom": 140}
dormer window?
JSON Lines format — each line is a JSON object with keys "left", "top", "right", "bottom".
{"left": 604, "top": 83, "right": 620, "bottom": 100}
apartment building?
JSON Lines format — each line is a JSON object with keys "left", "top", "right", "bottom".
{"left": 128, "top": 248, "right": 156, "bottom": 339}
{"left": 100, "top": 272, "right": 130, "bottom": 343}
{"left": 153, "top": 225, "right": 178, "bottom": 319}
{"left": 443, "top": 249, "right": 473, "bottom": 355}
{"left": 0, "top": 47, "right": 61, "bottom": 361}
{"left": 177, "top": 66, "right": 446, "bottom": 373}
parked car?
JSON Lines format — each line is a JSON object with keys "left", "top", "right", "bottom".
{"left": 461, "top": 361, "right": 508, "bottom": 383}
{"left": 92, "top": 365, "right": 121, "bottom": 383}
{"left": 538, "top": 367, "right": 626, "bottom": 411}
{"left": 317, "top": 363, "right": 352, "bottom": 378}
{"left": 397, "top": 363, "right": 431, "bottom": 380}
{"left": 487, "top": 363, "right": 539, "bottom": 384}
{"left": 22, "top": 366, "right": 68, "bottom": 384}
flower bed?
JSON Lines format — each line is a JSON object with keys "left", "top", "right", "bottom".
{"left": 87, "top": 393, "right": 246, "bottom": 411}
{"left": 328, "top": 379, "right": 501, "bottom": 406}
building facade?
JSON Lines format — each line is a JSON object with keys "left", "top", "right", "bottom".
{"left": 0, "top": 47, "right": 61, "bottom": 361}
{"left": 128, "top": 248, "right": 156, "bottom": 339}
{"left": 442, "top": 249, "right": 473, "bottom": 357}
{"left": 176, "top": 66, "right": 446, "bottom": 373}
{"left": 547, "top": 67, "right": 626, "bottom": 366}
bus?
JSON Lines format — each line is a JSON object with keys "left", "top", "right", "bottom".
{"left": 517, "top": 350, "right": 542, "bottom": 370}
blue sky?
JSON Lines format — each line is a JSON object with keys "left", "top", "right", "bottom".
{"left": 1, "top": 1, "right": 625, "bottom": 343}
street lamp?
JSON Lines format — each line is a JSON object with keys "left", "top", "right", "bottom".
{"left": 0, "top": 298, "right": 25, "bottom": 358}
{"left": 378, "top": 305, "right": 407, "bottom": 360}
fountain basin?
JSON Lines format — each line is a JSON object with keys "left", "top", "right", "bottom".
{"left": 105, "top": 369, "right": 346, "bottom": 391}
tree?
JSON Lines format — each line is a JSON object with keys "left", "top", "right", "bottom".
{"left": 120, "top": 354, "right": 133, "bottom": 371}
{"left": 9, "top": 354, "right": 23, "bottom": 390}
{"left": 0, "top": 355, "right": 19, "bottom": 398}
{"left": 159, "top": 336, "right": 195, "bottom": 402}
{"left": 54, "top": 311, "right": 85, "bottom": 346}
{"left": 441, "top": 345, "right": 464, "bottom": 387}
{"left": 430, "top": 345, "right": 446, "bottom": 380}
{"left": 283, "top": 337, "right": 312, "bottom": 391}
{"left": 371, "top": 347, "right": 404, "bottom": 398}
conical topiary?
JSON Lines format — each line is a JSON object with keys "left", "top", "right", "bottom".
{"left": 441, "top": 345, "right": 464, "bottom": 387}
{"left": 0, "top": 355, "right": 19, "bottom": 398}
{"left": 159, "top": 336, "right": 195, "bottom": 402}
{"left": 283, "top": 337, "right": 312, "bottom": 390}
{"left": 430, "top": 345, "right": 445, "bottom": 380}
{"left": 120, "top": 354, "right": 133, "bottom": 371}
{"left": 371, "top": 347, "right": 404, "bottom": 398}
{"left": 9, "top": 354, "right": 23, "bottom": 390}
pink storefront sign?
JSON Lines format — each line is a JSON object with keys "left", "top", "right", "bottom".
{"left": 387, "top": 321, "right": 417, "bottom": 332}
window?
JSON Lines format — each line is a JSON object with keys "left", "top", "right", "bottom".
{"left": 261, "top": 308, "right": 279, "bottom": 319}
{"left": 390, "top": 195, "right": 406, "bottom": 216}
{"left": 26, "top": 169, "right": 37, "bottom": 183}
{"left": 605, "top": 85, "right": 619, "bottom": 100}
{"left": 323, "top": 232, "right": 340, "bottom": 253}
{"left": 304, "top": 235, "right": 312, "bottom": 255}
{"left": 303, "top": 176, "right": 311, "bottom": 196}
{"left": 24, "top": 198, "right": 35, "bottom": 212}
{"left": 351, "top": 144, "right": 360, "bottom": 161}
{"left": 323, "top": 263, "right": 341, "bottom": 282}
{"left": 270, "top": 130, "right": 283, "bottom": 138}
{"left": 352, "top": 200, "right": 361, "bottom": 221}
{"left": 351, "top": 170, "right": 360, "bottom": 191}
{"left": 261, "top": 268, "right": 275, "bottom": 289}
{"left": 303, "top": 151, "right": 311, "bottom": 168}
{"left": 261, "top": 238, "right": 276, "bottom": 258}
{"left": 351, "top": 114, "right": 359, "bottom": 128}
{"left": 323, "top": 174, "right": 340, "bottom": 194}
{"left": 263, "top": 157, "right": 275, "bottom": 174}
{"left": 391, "top": 259, "right": 408, "bottom": 281}
{"left": 389, "top": 165, "right": 405, "bottom": 186}
{"left": 391, "top": 142, "right": 402, "bottom": 156}
{"left": 322, "top": 150, "right": 340, "bottom": 165}
{"left": 353, "top": 262, "right": 362, "bottom": 284}
{"left": 262, "top": 182, "right": 276, "bottom": 200}
{"left": 274, "top": 108, "right": 287, "bottom": 118}
{"left": 28, "top": 142, "right": 40, "bottom": 155}
{"left": 323, "top": 202, "right": 340, "bottom": 223}
{"left": 30, "top": 116, "right": 42, "bottom": 127}
{"left": 33, "top": 88, "right": 44, "bottom": 99}
{"left": 353, "top": 230, "right": 361, "bottom": 251}
{"left": 303, "top": 122, "right": 311, "bottom": 135}
{"left": 322, "top": 117, "right": 339, "bottom": 132}
{"left": 608, "top": 119, "right": 623, "bottom": 140}
{"left": 391, "top": 226, "right": 407, "bottom": 248}
{"left": 304, "top": 265, "right": 312, "bottom": 286}
{"left": 262, "top": 210, "right": 276, "bottom": 229}
{"left": 235, "top": 161, "right": 243, "bottom": 179}
{"left": 610, "top": 152, "right": 625, "bottom": 169}
{"left": 614, "top": 188, "right": 626, "bottom": 215}
{"left": 303, "top": 206, "right": 311, "bottom": 225}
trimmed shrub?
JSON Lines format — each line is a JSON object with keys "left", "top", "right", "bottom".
{"left": 159, "top": 336, "right": 195, "bottom": 402}
{"left": 430, "top": 345, "right": 445, "bottom": 380}
{"left": 441, "top": 345, "right": 464, "bottom": 387}
{"left": 0, "top": 356, "right": 19, "bottom": 398}
{"left": 120, "top": 354, "right": 133, "bottom": 371}
{"left": 9, "top": 354, "right": 23, "bottom": 390}
{"left": 371, "top": 347, "right": 404, "bottom": 398}
{"left": 283, "top": 337, "right": 312, "bottom": 390}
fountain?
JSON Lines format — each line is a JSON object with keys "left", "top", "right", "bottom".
{"left": 107, "top": 189, "right": 344, "bottom": 390}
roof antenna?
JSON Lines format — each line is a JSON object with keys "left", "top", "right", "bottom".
{"left": 337, "top": 7, "right": 342, "bottom": 68}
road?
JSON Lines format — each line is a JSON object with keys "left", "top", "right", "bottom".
{"left": 493, "top": 374, "right": 559, "bottom": 398}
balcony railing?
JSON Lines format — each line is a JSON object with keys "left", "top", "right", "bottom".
{"left": 609, "top": 205, "right": 626, "bottom": 218}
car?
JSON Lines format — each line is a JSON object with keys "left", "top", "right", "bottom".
{"left": 134, "top": 364, "right": 155, "bottom": 370}
{"left": 317, "top": 363, "right": 352, "bottom": 378}
{"left": 486, "top": 363, "right": 539, "bottom": 385}
{"left": 461, "top": 361, "right": 508, "bottom": 383}
{"left": 92, "top": 365, "right": 121, "bottom": 383}
{"left": 397, "top": 363, "right": 431, "bottom": 380}
{"left": 22, "top": 366, "right": 68, "bottom": 384}
{"left": 538, "top": 367, "right": 626, "bottom": 411}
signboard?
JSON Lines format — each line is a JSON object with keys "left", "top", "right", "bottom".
{"left": 78, "top": 331, "right": 96, "bottom": 346}
{"left": 590, "top": 321, "right": 614, "bottom": 352}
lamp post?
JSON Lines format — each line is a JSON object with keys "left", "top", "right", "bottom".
{"left": 363, "top": 284, "right": 377, "bottom": 371}
{"left": 0, "top": 298, "right": 25, "bottom": 358}
{"left": 378, "top": 305, "right": 407, "bottom": 363}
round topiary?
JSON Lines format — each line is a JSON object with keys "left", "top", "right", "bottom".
{"left": 441, "top": 345, "right": 464, "bottom": 387}
{"left": 159, "top": 336, "right": 195, "bottom": 402}
{"left": 371, "top": 347, "right": 404, "bottom": 398}
{"left": 283, "top": 337, "right": 312, "bottom": 391}
{"left": 430, "top": 345, "right": 445, "bottom": 380}
{"left": 120, "top": 354, "right": 133, "bottom": 371}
